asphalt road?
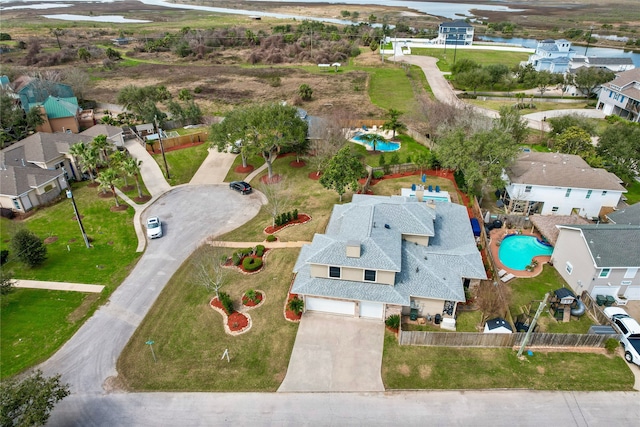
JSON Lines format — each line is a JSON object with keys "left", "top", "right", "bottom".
{"left": 39, "top": 185, "right": 263, "bottom": 393}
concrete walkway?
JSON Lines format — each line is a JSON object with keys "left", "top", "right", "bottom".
{"left": 207, "top": 239, "right": 311, "bottom": 249}
{"left": 15, "top": 279, "right": 104, "bottom": 293}
{"left": 124, "top": 139, "right": 171, "bottom": 197}
{"left": 189, "top": 148, "right": 237, "bottom": 185}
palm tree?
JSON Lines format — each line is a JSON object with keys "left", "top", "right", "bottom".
{"left": 91, "top": 134, "right": 112, "bottom": 164}
{"left": 68, "top": 142, "right": 87, "bottom": 180}
{"left": 382, "top": 108, "right": 406, "bottom": 139}
{"left": 358, "top": 133, "right": 380, "bottom": 152}
{"left": 69, "top": 142, "right": 99, "bottom": 183}
{"left": 122, "top": 156, "right": 144, "bottom": 199}
{"left": 109, "top": 150, "right": 128, "bottom": 186}
{"left": 97, "top": 168, "right": 121, "bottom": 207}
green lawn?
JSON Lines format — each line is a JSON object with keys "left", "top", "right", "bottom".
{"left": 1, "top": 289, "right": 96, "bottom": 378}
{"left": 455, "top": 310, "right": 482, "bottom": 332}
{"left": 152, "top": 143, "right": 210, "bottom": 186}
{"left": 411, "top": 48, "right": 528, "bottom": 72}
{"left": 467, "top": 98, "right": 589, "bottom": 113}
{"left": 382, "top": 331, "right": 634, "bottom": 390}
{"left": 508, "top": 265, "right": 566, "bottom": 314}
{"left": 117, "top": 248, "right": 299, "bottom": 391}
{"left": 366, "top": 66, "right": 421, "bottom": 112}
{"left": 623, "top": 180, "right": 640, "bottom": 205}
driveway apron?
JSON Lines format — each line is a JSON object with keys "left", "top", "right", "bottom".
{"left": 278, "top": 312, "right": 385, "bottom": 392}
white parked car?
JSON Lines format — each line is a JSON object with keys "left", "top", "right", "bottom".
{"left": 604, "top": 307, "right": 640, "bottom": 365}
{"left": 146, "top": 217, "right": 163, "bottom": 239}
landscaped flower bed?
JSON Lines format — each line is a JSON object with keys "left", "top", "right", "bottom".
{"left": 264, "top": 213, "right": 311, "bottom": 234}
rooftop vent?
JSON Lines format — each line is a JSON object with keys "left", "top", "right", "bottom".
{"left": 346, "top": 240, "right": 361, "bottom": 258}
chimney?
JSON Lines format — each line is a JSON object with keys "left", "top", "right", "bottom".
{"left": 346, "top": 240, "right": 361, "bottom": 258}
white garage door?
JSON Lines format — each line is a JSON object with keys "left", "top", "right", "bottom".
{"left": 359, "top": 301, "right": 384, "bottom": 319}
{"left": 306, "top": 297, "right": 355, "bottom": 316}
{"left": 591, "top": 286, "right": 620, "bottom": 298}
{"left": 624, "top": 286, "right": 640, "bottom": 300}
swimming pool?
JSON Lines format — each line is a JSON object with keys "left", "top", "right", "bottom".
{"left": 352, "top": 133, "right": 400, "bottom": 152}
{"left": 498, "top": 235, "right": 553, "bottom": 271}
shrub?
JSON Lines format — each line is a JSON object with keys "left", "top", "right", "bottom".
{"left": 232, "top": 252, "right": 242, "bottom": 266}
{"left": 373, "top": 170, "right": 384, "bottom": 179}
{"left": 245, "top": 289, "right": 257, "bottom": 302}
{"left": 242, "top": 256, "right": 263, "bottom": 271}
{"left": 605, "top": 338, "right": 619, "bottom": 354}
{"left": 287, "top": 297, "right": 304, "bottom": 314}
{"left": 298, "top": 83, "right": 313, "bottom": 101}
{"left": 255, "top": 244, "right": 265, "bottom": 257}
{"left": 385, "top": 314, "right": 400, "bottom": 330}
{"left": 266, "top": 234, "right": 277, "bottom": 242}
{"left": 292, "top": 209, "right": 298, "bottom": 220}
{"left": 240, "top": 247, "right": 253, "bottom": 257}
{"left": 218, "top": 291, "right": 234, "bottom": 314}
{"left": 11, "top": 229, "right": 47, "bottom": 268}
{"left": 286, "top": 211, "right": 292, "bottom": 223}
{"left": 0, "top": 249, "right": 8, "bottom": 265}
{"left": 378, "top": 153, "right": 386, "bottom": 167}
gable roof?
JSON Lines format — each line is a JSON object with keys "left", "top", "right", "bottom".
{"left": 606, "top": 203, "right": 640, "bottom": 225}
{"left": 602, "top": 68, "right": 640, "bottom": 102}
{"left": 0, "top": 165, "right": 62, "bottom": 197}
{"left": 557, "top": 224, "right": 640, "bottom": 268}
{"left": 81, "top": 124, "right": 123, "bottom": 139}
{"left": 440, "top": 20, "right": 472, "bottom": 28}
{"left": 292, "top": 196, "right": 486, "bottom": 305}
{"left": 506, "top": 152, "right": 626, "bottom": 192}
{"left": 1, "top": 132, "right": 92, "bottom": 166}
{"left": 35, "top": 96, "right": 80, "bottom": 119}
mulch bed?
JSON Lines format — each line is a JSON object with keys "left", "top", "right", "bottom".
{"left": 260, "top": 174, "right": 282, "bottom": 184}
{"left": 284, "top": 293, "right": 302, "bottom": 322}
{"left": 110, "top": 205, "right": 129, "bottom": 212}
{"left": 308, "top": 171, "right": 322, "bottom": 180}
{"left": 87, "top": 182, "right": 99, "bottom": 188}
{"left": 235, "top": 165, "right": 254, "bottom": 173}
{"left": 264, "top": 213, "right": 311, "bottom": 234}
{"left": 290, "top": 160, "right": 306, "bottom": 168}
{"left": 98, "top": 191, "right": 113, "bottom": 198}
{"left": 44, "top": 236, "right": 58, "bottom": 244}
{"left": 211, "top": 297, "right": 250, "bottom": 333}
{"left": 121, "top": 185, "right": 134, "bottom": 192}
{"left": 72, "top": 215, "right": 84, "bottom": 221}
{"left": 223, "top": 250, "right": 269, "bottom": 274}
{"left": 133, "top": 195, "right": 152, "bottom": 203}
{"left": 242, "top": 290, "right": 264, "bottom": 308}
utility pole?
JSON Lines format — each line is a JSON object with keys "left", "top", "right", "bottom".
{"left": 154, "top": 115, "right": 171, "bottom": 180}
{"left": 584, "top": 25, "right": 594, "bottom": 56}
{"left": 453, "top": 33, "right": 458, "bottom": 65}
{"left": 517, "top": 293, "right": 549, "bottom": 357}
{"left": 63, "top": 169, "right": 90, "bottom": 249}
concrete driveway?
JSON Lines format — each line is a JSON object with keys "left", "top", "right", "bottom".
{"left": 278, "top": 312, "right": 385, "bottom": 392}
{"left": 39, "top": 185, "right": 263, "bottom": 392}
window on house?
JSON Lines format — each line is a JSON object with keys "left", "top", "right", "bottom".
{"left": 586, "top": 190, "right": 592, "bottom": 199}
{"left": 525, "top": 185, "right": 532, "bottom": 193}
{"left": 624, "top": 268, "right": 638, "bottom": 279}
{"left": 602, "top": 191, "right": 608, "bottom": 196}
{"left": 599, "top": 268, "right": 611, "bottom": 278}
{"left": 364, "top": 270, "right": 376, "bottom": 282}
{"left": 565, "top": 188, "right": 572, "bottom": 197}
{"left": 12, "top": 199, "right": 20, "bottom": 210}
{"left": 329, "top": 266, "right": 341, "bottom": 278}
{"left": 552, "top": 207, "right": 559, "bottom": 213}
{"left": 566, "top": 262, "right": 573, "bottom": 274}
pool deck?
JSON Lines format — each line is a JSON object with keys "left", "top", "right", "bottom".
{"left": 488, "top": 228, "right": 551, "bottom": 279}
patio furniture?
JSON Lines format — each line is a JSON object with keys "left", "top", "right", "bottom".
{"left": 435, "top": 185, "right": 440, "bottom": 193}
{"left": 500, "top": 273, "right": 516, "bottom": 282}
{"left": 497, "top": 269, "right": 507, "bottom": 278}
{"left": 428, "top": 185, "right": 433, "bottom": 192}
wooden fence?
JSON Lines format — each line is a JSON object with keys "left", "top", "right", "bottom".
{"left": 398, "top": 330, "right": 619, "bottom": 348}
{"left": 581, "top": 291, "right": 611, "bottom": 326}
{"left": 147, "top": 131, "right": 208, "bottom": 151}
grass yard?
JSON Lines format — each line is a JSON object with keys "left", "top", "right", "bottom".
{"left": 467, "top": 99, "right": 589, "bottom": 113}
{"left": 152, "top": 143, "right": 210, "bottom": 186}
{"left": 368, "top": 174, "right": 462, "bottom": 204}
{"left": 1, "top": 289, "right": 95, "bottom": 378}
{"left": 0, "top": 181, "right": 139, "bottom": 287}
{"left": 411, "top": 48, "right": 528, "bottom": 72}
{"left": 366, "top": 66, "right": 421, "bottom": 112}
{"left": 455, "top": 310, "right": 483, "bottom": 332}
{"left": 382, "top": 331, "right": 634, "bottom": 390}
{"left": 116, "top": 248, "right": 299, "bottom": 391}
{"left": 623, "top": 180, "right": 640, "bottom": 205}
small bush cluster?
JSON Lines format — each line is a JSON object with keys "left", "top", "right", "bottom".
{"left": 0, "top": 250, "right": 8, "bottom": 266}
{"left": 385, "top": 314, "right": 400, "bottom": 330}
{"left": 244, "top": 289, "right": 261, "bottom": 304}
{"left": 605, "top": 338, "right": 619, "bottom": 354}
{"left": 242, "top": 257, "right": 263, "bottom": 272}
{"left": 255, "top": 244, "right": 265, "bottom": 257}
{"left": 287, "top": 296, "right": 304, "bottom": 314}
{"left": 218, "top": 291, "right": 234, "bottom": 314}
{"left": 275, "top": 209, "right": 299, "bottom": 227}
{"left": 373, "top": 170, "right": 384, "bottom": 179}
{"left": 266, "top": 234, "right": 277, "bottom": 242}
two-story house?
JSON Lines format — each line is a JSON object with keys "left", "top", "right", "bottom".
{"left": 597, "top": 68, "right": 640, "bottom": 123}
{"left": 291, "top": 195, "right": 486, "bottom": 327}
{"left": 551, "top": 224, "right": 640, "bottom": 301}
{"left": 502, "top": 152, "right": 626, "bottom": 219}
{"left": 526, "top": 39, "right": 576, "bottom": 73}
{"left": 436, "top": 20, "right": 474, "bottom": 46}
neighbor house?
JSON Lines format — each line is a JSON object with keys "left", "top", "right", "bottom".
{"left": 551, "top": 224, "right": 640, "bottom": 301}
{"left": 606, "top": 202, "right": 640, "bottom": 225}
{"left": 596, "top": 68, "right": 640, "bottom": 123}
{"left": 435, "top": 20, "right": 474, "bottom": 46}
{"left": 291, "top": 195, "right": 486, "bottom": 328}
{"left": 526, "top": 39, "right": 576, "bottom": 73}
{"left": 502, "top": 152, "right": 626, "bottom": 219}
{"left": 569, "top": 56, "right": 635, "bottom": 73}
{"left": 14, "top": 77, "right": 75, "bottom": 111}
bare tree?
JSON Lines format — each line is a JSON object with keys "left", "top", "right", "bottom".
{"left": 62, "top": 68, "right": 91, "bottom": 102}
{"left": 308, "top": 108, "right": 350, "bottom": 177}
{"left": 475, "top": 280, "right": 512, "bottom": 325}
{"left": 193, "top": 246, "right": 229, "bottom": 298}
{"left": 259, "top": 178, "right": 290, "bottom": 227}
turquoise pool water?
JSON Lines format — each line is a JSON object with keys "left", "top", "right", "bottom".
{"left": 498, "top": 235, "right": 553, "bottom": 271}
{"left": 352, "top": 133, "right": 400, "bottom": 152}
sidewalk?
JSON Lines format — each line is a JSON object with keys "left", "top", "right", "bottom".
{"left": 15, "top": 279, "right": 104, "bottom": 293}
{"left": 206, "top": 240, "right": 311, "bottom": 249}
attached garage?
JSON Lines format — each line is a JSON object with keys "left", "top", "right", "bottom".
{"left": 624, "top": 286, "right": 640, "bottom": 300}
{"left": 591, "top": 285, "right": 620, "bottom": 298}
{"left": 359, "top": 301, "right": 384, "bottom": 319}
{"left": 306, "top": 297, "right": 355, "bottom": 316}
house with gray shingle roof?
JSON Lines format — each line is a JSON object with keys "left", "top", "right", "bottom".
{"left": 291, "top": 195, "right": 486, "bottom": 326}
{"left": 502, "top": 152, "right": 626, "bottom": 218}
{"left": 551, "top": 224, "right": 640, "bottom": 301}
{"left": 606, "top": 203, "right": 640, "bottom": 225}
{"left": 597, "top": 68, "right": 640, "bottom": 123}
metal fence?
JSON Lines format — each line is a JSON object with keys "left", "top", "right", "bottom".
{"left": 398, "top": 330, "right": 619, "bottom": 348}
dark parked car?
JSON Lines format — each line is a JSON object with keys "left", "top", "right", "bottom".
{"left": 229, "top": 181, "right": 252, "bottom": 195}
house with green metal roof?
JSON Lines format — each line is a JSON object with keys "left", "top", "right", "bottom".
{"left": 291, "top": 195, "right": 486, "bottom": 328}
{"left": 552, "top": 224, "right": 640, "bottom": 302}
